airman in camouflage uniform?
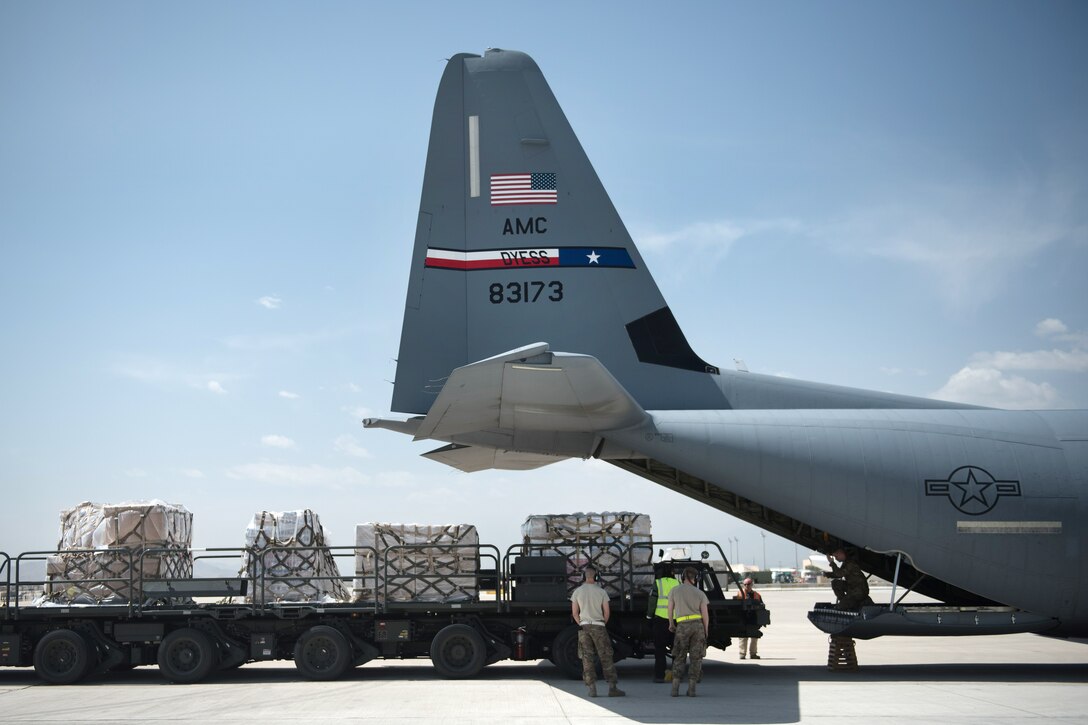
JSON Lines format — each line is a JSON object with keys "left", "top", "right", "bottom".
{"left": 570, "top": 566, "right": 625, "bottom": 698}
{"left": 668, "top": 566, "right": 710, "bottom": 697}
{"left": 828, "top": 548, "right": 870, "bottom": 610}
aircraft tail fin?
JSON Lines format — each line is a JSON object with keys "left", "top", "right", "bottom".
{"left": 392, "top": 49, "right": 721, "bottom": 415}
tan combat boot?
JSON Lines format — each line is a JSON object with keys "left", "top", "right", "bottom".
{"left": 608, "top": 683, "right": 625, "bottom": 697}
{"left": 587, "top": 683, "right": 597, "bottom": 697}
{"left": 687, "top": 681, "right": 697, "bottom": 697}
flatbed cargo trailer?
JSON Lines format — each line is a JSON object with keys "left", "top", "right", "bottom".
{"left": 0, "top": 540, "right": 769, "bottom": 684}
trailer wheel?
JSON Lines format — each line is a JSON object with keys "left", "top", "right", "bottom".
{"left": 551, "top": 625, "right": 584, "bottom": 680}
{"left": 430, "top": 624, "right": 486, "bottom": 679}
{"left": 33, "top": 629, "right": 94, "bottom": 685}
{"left": 294, "top": 626, "right": 352, "bottom": 680}
{"left": 158, "top": 628, "right": 217, "bottom": 683}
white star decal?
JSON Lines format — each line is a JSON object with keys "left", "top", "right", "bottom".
{"left": 587, "top": 250, "right": 600, "bottom": 264}
{"left": 954, "top": 469, "right": 992, "bottom": 508}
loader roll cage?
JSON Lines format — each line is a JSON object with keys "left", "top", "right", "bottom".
{"left": 0, "top": 539, "right": 745, "bottom": 619}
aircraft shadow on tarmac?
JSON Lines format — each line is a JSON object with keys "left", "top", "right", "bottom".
{"left": 2, "top": 659, "right": 1086, "bottom": 725}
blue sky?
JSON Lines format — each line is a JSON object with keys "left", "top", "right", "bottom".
{"left": 2, "top": 2, "right": 1085, "bottom": 567}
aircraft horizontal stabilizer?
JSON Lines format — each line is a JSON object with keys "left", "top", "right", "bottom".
{"left": 368, "top": 343, "right": 648, "bottom": 471}
{"left": 414, "top": 343, "right": 648, "bottom": 442}
{"left": 362, "top": 417, "right": 424, "bottom": 436}
{"left": 422, "top": 443, "right": 565, "bottom": 473}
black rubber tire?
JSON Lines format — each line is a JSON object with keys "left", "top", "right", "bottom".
{"left": 551, "top": 625, "right": 584, "bottom": 680}
{"left": 33, "top": 629, "right": 94, "bottom": 685}
{"left": 293, "top": 626, "right": 352, "bottom": 681}
{"left": 158, "top": 628, "right": 217, "bottom": 683}
{"left": 429, "top": 624, "right": 487, "bottom": 679}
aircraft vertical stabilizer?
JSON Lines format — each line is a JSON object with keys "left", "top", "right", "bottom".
{"left": 392, "top": 50, "right": 721, "bottom": 416}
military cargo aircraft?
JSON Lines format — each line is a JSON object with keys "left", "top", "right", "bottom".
{"left": 366, "top": 49, "right": 1087, "bottom": 639}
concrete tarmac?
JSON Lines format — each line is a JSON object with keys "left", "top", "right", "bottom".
{"left": 1, "top": 587, "right": 1085, "bottom": 724}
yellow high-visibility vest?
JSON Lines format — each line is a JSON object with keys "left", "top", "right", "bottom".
{"left": 654, "top": 577, "right": 679, "bottom": 618}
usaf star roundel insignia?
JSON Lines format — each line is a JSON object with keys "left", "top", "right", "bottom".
{"left": 925, "top": 466, "right": 1021, "bottom": 515}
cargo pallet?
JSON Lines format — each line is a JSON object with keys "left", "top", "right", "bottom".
{"left": 0, "top": 540, "right": 769, "bottom": 684}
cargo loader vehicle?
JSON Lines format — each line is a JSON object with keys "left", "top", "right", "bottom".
{"left": 0, "top": 539, "right": 768, "bottom": 684}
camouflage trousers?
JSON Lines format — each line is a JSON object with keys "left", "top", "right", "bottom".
{"left": 577, "top": 624, "right": 618, "bottom": 686}
{"left": 671, "top": 621, "right": 706, "bottom": 684}
{"left": 832, "top": 580, "right": 869, "bottom": 610}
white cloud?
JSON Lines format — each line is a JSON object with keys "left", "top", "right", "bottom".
{"left": 640, "top": 220, "right": 746, "bottom": 253}
{"left": 969, "top": 349, "right": 1088, "bottom": 373}
{"left": 880, "top": 367, "right": 928, "bottom": 377}
{"left": 636, "top": 179, "right": 1079, "bottom": 307}
{"left": 370, "top": 470, "right": 418, "bottom": 488}
{"left": 1035, "top": 318, "right": 1068, "bottom": 338}
{"left": 343, "top": 405, "right": 373, "bottom": 420}
{"left": 278, "top": 390, "right": 301, "bottom": 400}
{"left": 333, "top": 434, "right": 371, "bottom": 458}
{"left": 111, "top": 357, "right": 242, "bottom": 393}
{"left": 1030, "top": 318, "right": 1088, "bottom": 346}
{"left": 933, "top": 320, "right": 1086, "bottom": 409}
{"left": 181, "top": 469, "right": 205, "bottom": 479}
{"left": 221, "top": 327, "right": 355, "bottom": 352}
{"left": 646, "top": 175, "right": 1086, "bottom": 310}
{"left": 257, "top": 295, "right": 282, "bottom": 310}
{"left": 112, "top": 359, "right": 176, "bottom": 384}
{"left": 224, "top": 462, "right": 412, "bottom": 490}
{"left": 637, "top": 218, "right": 802, "bottom": 259}
{"left": 261, "top": 434, "right": 296, "bottom": 449}
{"left": 932, "top": 366, "right": 1059, "bottom": 409}
{"left": 819, "top": 179, "right": 1087, "bottom": 309}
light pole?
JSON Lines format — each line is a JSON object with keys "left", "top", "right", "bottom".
{"left": 760, "top": 531, "right": 766, "bottom": 571}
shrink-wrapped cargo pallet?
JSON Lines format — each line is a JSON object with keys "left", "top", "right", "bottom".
{"left": 521, "top": 511, "right": 652, "bottom": 597}
{"left": 241, "top": 510, "right": 348, "bottom": 603}
{"left": 354, "top": 523, "right": 478, "bottom": 602}
{"left": 46, "top": 500, "right": 193, "bottom": 603}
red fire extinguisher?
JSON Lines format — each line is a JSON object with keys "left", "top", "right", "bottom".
{"left": 515, "top": 627, "right": 528, "bottom": 660}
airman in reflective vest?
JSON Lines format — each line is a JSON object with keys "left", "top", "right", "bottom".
{"left": 648, "top": 562, "right": 679, "bottom": 682}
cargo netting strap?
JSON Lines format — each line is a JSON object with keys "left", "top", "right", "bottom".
{"left": 354, "top": 524, "right": 479, "bottom": 603}
{"left": 48, "top": 501, "right": 194, "bottom": 604}
{"left": 241, "top": 510, "right": 348, "bottom": 603}
{"left": 46, "top": 548, "right": 192, "bottom": 604}
{"left": 521, "top": 513, "right": 654, "bottom": 598}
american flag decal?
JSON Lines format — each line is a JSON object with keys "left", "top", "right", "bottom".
{"left": 490, "top": 172, "right": 558, "bottom": 206}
